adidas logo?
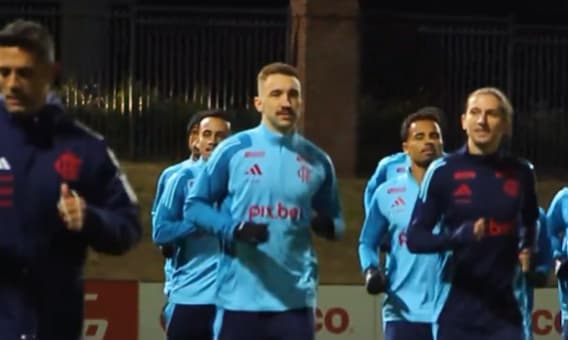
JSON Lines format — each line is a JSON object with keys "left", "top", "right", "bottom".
{"left": 391, "top": 196, "right": 405, "bottom": 208}
{"left": 453, "top": 183, "right": 472, "bottom": 197}
{"left": 246, "top": 164, "right": 262, "bottom": 175}
{"left": 0, "top": 157, "right": 10, "bottom": 171}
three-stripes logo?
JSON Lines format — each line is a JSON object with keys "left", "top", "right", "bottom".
{"left": 391, "top": 196, "right": 405, "bottom": 208}
{"left": 0, "top": 157, "right": 10, "bottom": 171}
{"left": 246, "top": 164, "right": 262, "bottom": 176}
{"left": 0, "top": 157, "right": 13, "bottom": 208}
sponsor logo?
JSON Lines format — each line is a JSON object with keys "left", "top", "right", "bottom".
{"left": 391, "top": 196, "right": 406, "bottom": 208}
{"left": 532, "top": 309, "right": 561, "bottom": 335}
{"left": 246, "top": 164, "right": 263, "bottom": 176}
{"left": 487, "top": 218, "right": 515, "bottom": 237}
{"left": 453, "top": 183, "right": 472, "bottom": 204}
{"left": 315, "top": 307, "right": 350, "bottom": 334}
{"left": 248, "top": 202, "right": 301, "bottom": 220}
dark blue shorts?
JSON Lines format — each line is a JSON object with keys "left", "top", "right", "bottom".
{"left": 437, "top": 321, "right": 523, "bottom": 340}
{"left": 384, "top": 321, "right": 434, "bottom": 340}
{"left": 218, "top": 308, "right": 314, "bottom": 340}
{"left": 166, "top": 304, "right": 216, "bottom": 340}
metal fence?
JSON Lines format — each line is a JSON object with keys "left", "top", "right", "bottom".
{"left": 360, "top": 11, "right": 568, "bottom": 171}
{"left": 0, "top": 3, "right": 289, "bottom": 160}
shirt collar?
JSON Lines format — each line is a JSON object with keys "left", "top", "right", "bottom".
{"left": 256, "top": 122, "right": 297, "bottom": 145}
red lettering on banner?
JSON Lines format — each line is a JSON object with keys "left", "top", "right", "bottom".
{"left": 532, "top": 309, "right": 562, "bottom": 335}
{"left": 315, "top": 307, "right": 350, "bottom": 334}
{"left": 83, "top": 280, "right": 138, "bottom": 340}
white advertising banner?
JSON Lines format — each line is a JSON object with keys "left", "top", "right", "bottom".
{"left": 138, "top": 283, "right": 167, "bottom": 340}
{"left": 136, "top": 284, "right": 379, "bottom": 340}
{"left": 82, "top": 282, "right": 561, "bottom": 340}
{"left": 315, "top": 285, "right": 380, "bottom": 340}
{"left": 532, "top": 288, "right": 562, "bottom": 339}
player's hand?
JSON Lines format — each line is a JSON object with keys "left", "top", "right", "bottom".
{"left": 472, "top": 218, "right": 486, "bottom": 240}
{"left": 57, "top": 183, "right": 86, "bottom": 232}
{"left": 518, "top": 248, "right": 531, "bottom": 273}
{"left": 451, "top": 218, "right": 485, "bottom": 245}
{"left": 233, "top": 222, "right": 269, "bottom": 244}
{"left": 365, "top": 268, "right": 387, "bottom": 295}
{"left": 379, "top": 239, "right": 391, "bottom": 253}
{"left": 311, "top": 215, "right": 335, "bottom": 240}
{"left": 555, "top": 257, "right": 568, "bottom": 279}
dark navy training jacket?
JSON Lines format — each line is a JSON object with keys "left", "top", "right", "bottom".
{"left": 0, "top": 99, "right": 141, "bottom": 339}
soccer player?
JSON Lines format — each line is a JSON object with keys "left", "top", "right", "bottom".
{"left": 513, "top": 207, "right": 552, "bottom": 340}
{"left": 359, "top": 109, "right": 449, "bottom": 340}
{"left": 0, "top": 19, "right": 141, "bottom": 339}
{"left": 546, "top": 187, "right": 568, "bottom": 340}
{"left": 184, "top": 62, "right": 345, "bottom": 340}
{"left": 363, "top": 106, "right": 445, "bottom": 213}
{"left": 153, "top": 112, "right": 231, "bottom": 339}
{"left": 407, "top": 86, "right": 539, "bottom": 340}
{"left": 150, "top": 110, "right": 211, "bottom": 328}
{"left": 363, "top": 107, "right": 445, "bottom": 255}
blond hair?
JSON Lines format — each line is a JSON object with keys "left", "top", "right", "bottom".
{"left": 466, "top": 87, "right": 513, "bottom": 135}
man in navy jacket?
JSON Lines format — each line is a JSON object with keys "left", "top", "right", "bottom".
{"left": 0, "top": 19, "right": 141, "bottom": 339}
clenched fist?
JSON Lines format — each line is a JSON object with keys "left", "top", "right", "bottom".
{"left": 57, "top": 183, "right": 86, "bottom": 231}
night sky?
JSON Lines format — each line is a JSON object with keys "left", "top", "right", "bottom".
{"left": 137, "top": 0, "right": 568, "bottom": 24}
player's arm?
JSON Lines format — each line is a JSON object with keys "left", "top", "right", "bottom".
{"left": 546, "top": 189, "right": 568, "bottom": 279}
{"left": 183, "top": 139, "right": 268, "bottom": 244}
{"left": 530, "top": 208, "right": 552, "bottom": 286}
{"left": 81, "top": 145, "right": 141, "bottom": 254}
{"left": 152, "top": 171, "right": 199, "bottom": 245}
{"left": 546, "top": 189, "right": 567, "bottom": 259}
{"left": 363, "top": 159, "right": 387, "bottom": 214}
{"left": 311, "top": 154, "right": 345, "bottom": 240}
{"left": 358, "top": 191, "right": 389, "bottom": 294}
{"left": 150, "top": 169, "right": 167, "bottom": 216}
{"left": 407, "top": 160, "right": 481, "bottom": 253}
{"left": 183, "top": 143, "right": 234, "bottom": 242}
{"left": 519, "top": 163, "right": 539, "bottom": 251}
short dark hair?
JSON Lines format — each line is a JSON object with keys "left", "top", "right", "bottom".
{"left": 400, "top": 106, "right": 444, "bottom": 142}
{"left": 186, "top": 109, "right": 231, "bottom": 135}
{"left": 0, "top": 19, "right": 55, "bottom": 63}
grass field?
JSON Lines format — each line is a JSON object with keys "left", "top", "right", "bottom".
{"left": 83, "top": 161, "right": 568, "bottom": 285}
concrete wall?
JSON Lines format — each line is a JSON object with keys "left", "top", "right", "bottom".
{"left": 290, "top": 0, "right": 359, "bottom": 177}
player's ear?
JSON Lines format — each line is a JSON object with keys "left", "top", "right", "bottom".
{"left": 253, "top": 96, "right": 263, "bottom": 113}
{"left": 460, "top": 113, "right": 467, "bottom": 131}
{"left": 402, "top": 141, "right": 408, "bottom": 153}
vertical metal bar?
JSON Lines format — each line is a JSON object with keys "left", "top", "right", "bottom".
{"left": 214, "top": 25, "right": 221, "bottom": 109}
{"left": 183, "top": 31, "right": 190, "bottom": 103}
{"left": 128, "top": 5, "right": 136, "bottom": 158}
{"left": 230, "top": 23, "right": 238, "bottom": 109}
{"left": 191, "top": 21, "right": 197, "bottom": 106}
